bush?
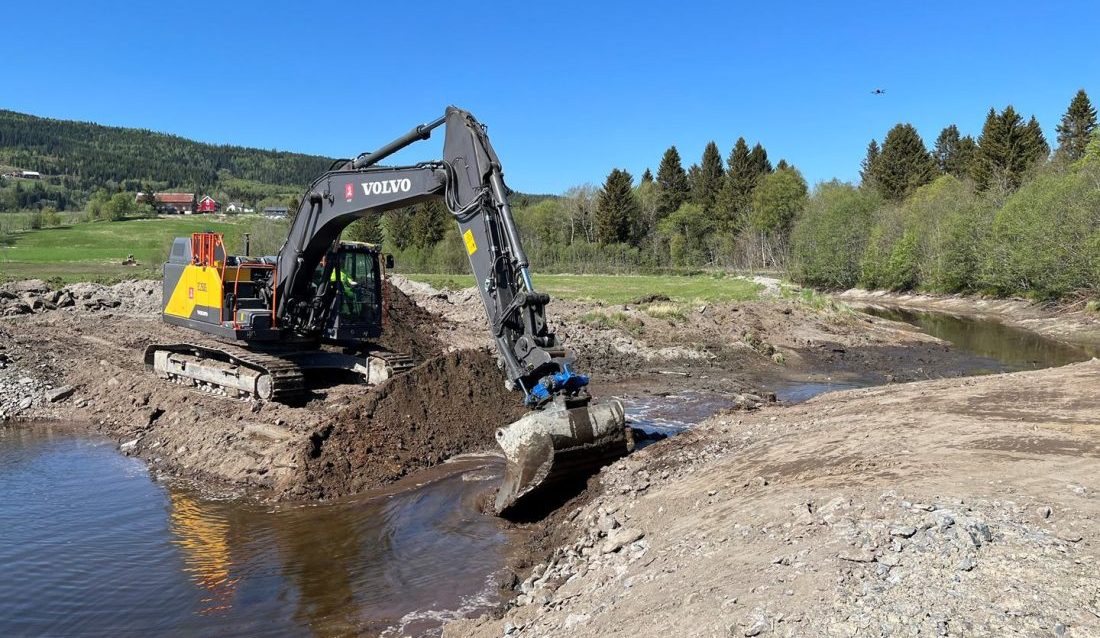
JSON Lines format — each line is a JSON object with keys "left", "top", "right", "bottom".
{"left": 980, "top": 164, "right": 1100, "bottom": 298}
{"left": 789, "top": 181, "right": 880, "bottom": 288}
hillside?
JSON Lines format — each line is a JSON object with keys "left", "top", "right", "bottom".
{"left": 0, "top": 109, "right": 335, "bottom": 211}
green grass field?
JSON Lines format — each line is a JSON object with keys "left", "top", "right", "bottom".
{"left": 0, "top": 217, "right": 240, "bottom": 283}
{"left": 0, "top": 217, "right": 764, "bottom": 303}
{"left": 404, "top": 273, "right": 762, "bottom": 304}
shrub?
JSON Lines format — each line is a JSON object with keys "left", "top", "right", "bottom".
{"left": 980, "top": 164, "right": 1100, "bottom": 298}
{"left": 789, "top": 181, "right": 880, "bottom": 288}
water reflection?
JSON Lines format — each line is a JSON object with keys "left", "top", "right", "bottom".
{"left": 169, "top": 490, "right": 238, "bottom": 615}
{"left": 0, "top": 430, "right": 520, "bottom": 638}
{"left": 861, "top": 306, "right": 1095, "bottom": 370}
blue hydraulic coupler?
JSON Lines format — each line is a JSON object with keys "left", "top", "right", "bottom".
{"left": 525, "top": 364, "right": 590, "bottom": 406}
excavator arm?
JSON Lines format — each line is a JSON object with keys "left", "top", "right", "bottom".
{"left": 272, "top": 106, "right": 630, "bottom": 514}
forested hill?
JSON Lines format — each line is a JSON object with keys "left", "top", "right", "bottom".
{"left": 0, "top": 109, "right": 333, "bottom": 192}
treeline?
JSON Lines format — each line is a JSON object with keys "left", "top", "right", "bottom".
{"left": 0, "top": 109, "right": 332, "bottom": 212}
{"left": 376, "top": 136, "right": 808, "bottom": 273}
{"left": 386, "top": 88, "right": 1100, "bottom": 305}
{"left": 791, "top": 89, "right": 1099, "bottom": 300}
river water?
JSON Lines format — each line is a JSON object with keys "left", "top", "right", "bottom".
{"left": 0, "top": 428, "right": 518, "bottom": 637}
{"left": 2, "top": 306, "right": 1093, "bottom": 637}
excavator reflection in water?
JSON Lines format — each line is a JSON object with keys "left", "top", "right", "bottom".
{"left": 167, "top": 490, "right": 238, "bottom": 616}
{"left": 164, "top": 458, "right": 517, "bottom": 634}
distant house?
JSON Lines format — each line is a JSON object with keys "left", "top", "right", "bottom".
{"left": 263, "top": 206, "right": 289, "bottom": 218}
{"left": 2, "top": 170, "right": 42, "bottom": 180}
{"left": 153, "top": 192, "right": 196, "bottom": 214}
{"left": 225, "top": 202, "right": 245, "bottom": 213}
{"left": 197, "top": 196, "right": 218, "bottom": 213}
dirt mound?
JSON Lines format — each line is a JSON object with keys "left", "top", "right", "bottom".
{"left": 0, "top": 279, "right": 160, "bottom": 317}
{"left": 376, "top": 280, "right": 445, "bottom": 360}
{"left": 299, "top": 348, "right": 526, "bottom": 499}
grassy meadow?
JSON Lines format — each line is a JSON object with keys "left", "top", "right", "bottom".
{"left": 403, "top": 272, "right": 762, "bottom": 304}
{"left": 0, "top": 217, "right": 240, "bottom": 283}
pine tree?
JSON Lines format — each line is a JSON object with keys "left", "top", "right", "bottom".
{"left": 860, "top": 140, "right": 880, "bottom": 188}
{"left": 686, "top": 163, "right": 701, "bottom": 203}
{"left": 869, "top": 124, "right": 936, "bottom": 200}
{"left": 344, "top": 213, "right": 383, "bottom": 244}
{"left": 717, "top": 138, "right": 755, "bottom": 233}
{"left": 655, "top": 146, "right": 689, "bottom": 220}
{"left": 933, "top": 125, "right": 980, "bottom": 179}
{"left": 775, "top": 159, "right": 791, "bottom": 171}
{"left": 749, "top": 143, "right": 773, "bottom": 175}
{"left": 410, "top": 200, "right": 447, "bottom": 248}
{"left": 595, "top": 168, "right": 641, "bottom": 245}
{"left": 641, "top": 168, "right": 654, "bottom": 183}
{"left": 955, "top": 135, "right": 978, "bottom": 179}
{"left": 1055, "top": 89, "right": 1098, "bottom": 161}
{"left": 1025, "top": 116, "right": 1050, "bottom": 161}
{"left": 972, "top": 106, "right": 1049, "bottom": 192}
{"left": 933, "top": 125, "right": 960, "bottom": 174}
{"left": 693, "top": 141, "right": 724, "bottom": 213}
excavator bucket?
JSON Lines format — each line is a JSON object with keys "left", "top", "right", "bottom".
{"left": 494, "top": 399, "right": 631, "bottom": 515}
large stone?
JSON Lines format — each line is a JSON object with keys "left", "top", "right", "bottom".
{"left": 46, "top": 386, "right": 75, "bottom": 403}
{"left": 601, "top": 527, "right": 644, "bottom": 554}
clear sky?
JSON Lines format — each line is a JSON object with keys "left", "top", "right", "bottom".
{"left": 3, "top": 1, "right": 1097, "bottom": 194}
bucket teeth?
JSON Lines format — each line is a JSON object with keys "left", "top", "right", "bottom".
{"left": 494, "top": 399, "right": 631, "bottom": 516}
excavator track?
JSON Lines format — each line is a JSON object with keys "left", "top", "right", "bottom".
{"left": 144, "top": 342, "right": 306, "bottom": 401}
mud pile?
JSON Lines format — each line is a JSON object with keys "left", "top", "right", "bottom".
{"left": 375, "top": 279, "right": 446, "bottom": 360}
{"left": 300, "top": 348, "right": 526, "bottom": 499}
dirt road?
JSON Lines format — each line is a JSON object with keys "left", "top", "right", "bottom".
{"left": 447, "top": 360, "right": 1100, "bottom": 637}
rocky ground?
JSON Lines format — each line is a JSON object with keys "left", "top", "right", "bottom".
{"left": 446, "top": 361, "right": 1100, "bottom": 637}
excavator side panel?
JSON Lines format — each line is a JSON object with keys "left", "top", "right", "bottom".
{"left": 163, "top": 262, "right": 225, "bottom": 326}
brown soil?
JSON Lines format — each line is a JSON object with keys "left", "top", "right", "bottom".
{"left": 300, "top": 348, "right": 526, "bottom": 499}
{"left": 1, "top": 277, "right": 1025, "bottom": 504}
{"left": 0, "top": 280, "right": 523, "bottom": 502}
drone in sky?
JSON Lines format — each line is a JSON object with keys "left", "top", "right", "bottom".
{"left": 871, "top": 88, "right": 887, "bottom": 95}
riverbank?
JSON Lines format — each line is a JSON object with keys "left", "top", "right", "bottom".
{"left": 0, "top": 276, "right": 991, "bottom": 503}
{"left": 446, "top": 359, "right": 1100, "bottom": 637}
{"left": 838, "top": 288, "right": 1100, "bottom": 352}
{"left": 4, "top": 275, "right": 1098, "bottom": 635}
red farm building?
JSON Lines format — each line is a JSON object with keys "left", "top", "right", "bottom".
{"left": 197, "top": 196, "right": 219, "bottom": 214}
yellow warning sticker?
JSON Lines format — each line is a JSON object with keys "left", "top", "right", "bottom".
{"left": 463, "top": 229, "right": 478, "bottom": 255}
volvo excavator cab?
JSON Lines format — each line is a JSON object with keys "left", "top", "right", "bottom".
{"left": 311, "top": 242, "right": 387, "bottom": 346}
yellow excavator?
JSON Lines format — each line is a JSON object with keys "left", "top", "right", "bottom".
{"left": 146, "top": 107, "right": 630, "bottom": 514}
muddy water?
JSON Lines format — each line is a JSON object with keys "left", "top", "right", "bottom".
{"left": 625, "top": 306, "right": 1096, "bottom": 437}
{"left": 861, "top": 306, "right": 1096, "bottom": 371}
{"left": 0, "top": 426, "right": 519, "bottom": 637}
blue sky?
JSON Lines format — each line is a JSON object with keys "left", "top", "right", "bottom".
{"left": 3, "top": 1, "right": 1097, "bottom": 193}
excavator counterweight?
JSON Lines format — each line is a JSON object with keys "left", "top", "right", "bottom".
{"left": 147, "top": 107, "right": 630, "bottom": 515}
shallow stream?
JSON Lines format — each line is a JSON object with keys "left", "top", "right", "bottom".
{"left": 0, "top": 428, "right": 517, "bottom": 637}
